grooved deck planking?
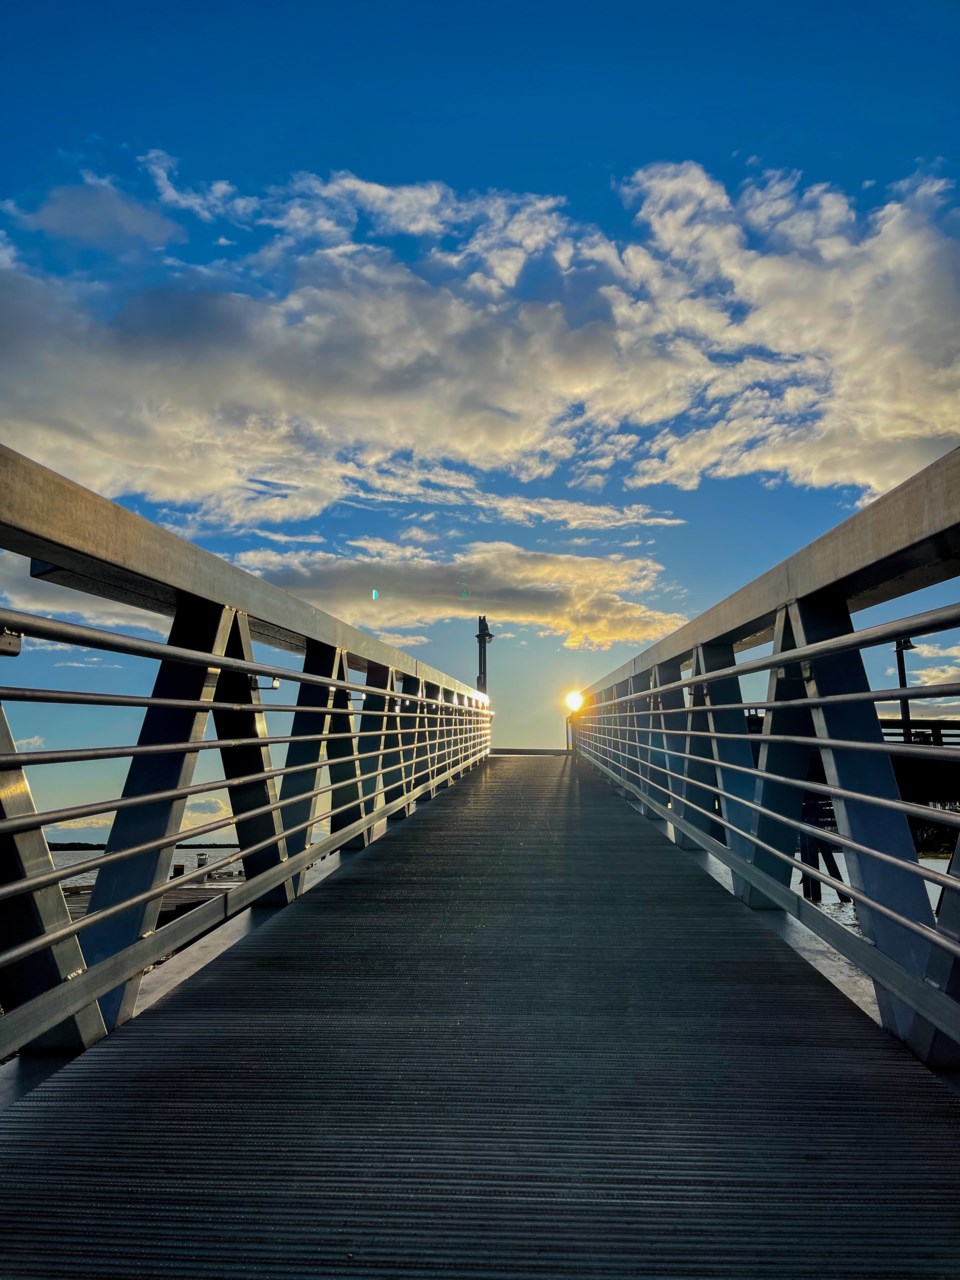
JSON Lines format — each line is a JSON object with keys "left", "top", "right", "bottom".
{"left": 2, "top": 757, "right": 959, "bottom": 1278}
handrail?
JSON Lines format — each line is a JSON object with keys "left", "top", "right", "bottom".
{"left": 572, "top": 447, "right": 960, "bottom": 1068}
{"left": 583, "top": 445, "right": 960, "bottom": 691}
{"left": 0, "top": 446, "right": 491, "bottom": 1060}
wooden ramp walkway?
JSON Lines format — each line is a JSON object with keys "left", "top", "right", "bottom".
{"left": 2, "top": 756, "right": 960, "bottom": 1279}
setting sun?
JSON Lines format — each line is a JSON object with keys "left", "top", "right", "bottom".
{"left": 565, "top": 691, "right": 584, "bottom": 713}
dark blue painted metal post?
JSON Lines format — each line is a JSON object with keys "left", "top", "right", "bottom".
{"left": 84, "top": 595, "right": 236, "bottom": 1030}
{"left": 277, "top": 639, "right": 341, "bottom": 896}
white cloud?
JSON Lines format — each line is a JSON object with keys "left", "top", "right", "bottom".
{"left": 620, "top": 164, "right": 960, "bottom": 497}
{"left": 182, "top": 795, "right": 235, "bottom": 831}
{"left": 14, "top": 735, "right": 44, "bottom": 750}
{"left": 236, "top": 540, "right": 685, "bottom": 650}
{"left": 0, "top": 230, "right": 18, "bottom": 268}
{"left": 54, "top": 659, "right": 124, "bottom": 668}
{"left": 23, "top": 638, "right": 72, "bottom": 651}
{"left": 8, "top": 178, "right": 183, "bottom": 248}
{"left": 49, "top": 795, "right": 237, "bottom": 837}
{"left": 912, "top": 643, "right": 960, "bottom": 659}
{"left": 249, "top": 528, "right": 326, "bottom": 545}
{"left": 0, "top": 157, "right": 956, "bottom": 527}
{"left": 481, "top": 495, "right": 684, "bottom": 529}
{"left": 910, "top": 663, "right": 960, "bottom": 687}
{"left": 52, "top": 812, "right": 114, "bottom": 830}
{"left": 398, "top": 525, "right": 439, "bottom": 544}
{"left": 139, "top": 150, "right": 258, "bottom": 223}
{"left": 373, "top": 631, "right": 430, "bottom": 647}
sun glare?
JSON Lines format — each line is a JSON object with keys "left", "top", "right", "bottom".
{"left": 565, "top": 691, "right": 584, "bottom": 712}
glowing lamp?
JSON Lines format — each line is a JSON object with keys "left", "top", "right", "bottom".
{"left": 565, "top": 691, "right": 584, "bottom": 713}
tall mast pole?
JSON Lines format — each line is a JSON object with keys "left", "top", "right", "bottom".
{"left": 476, "top": 615, "right": 494, "bottom": 694}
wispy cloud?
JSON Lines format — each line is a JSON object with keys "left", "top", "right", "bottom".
{"left": 52, "top": 812, "right": 114, "bottom": 830}
{"left": 911, "top": 664, "right": 960, "bottom": 688}
{"left": 398, "top": 525, "right": 440, "bottom": 544}
{"left": 54, "top": 659, "right": 125, "bottom": 669}
{"left": 249, "top": 528, "right": 326, "bottom": 545}
{"left": 906, "top": 644, "right": 960, "bottom": 690}
{"left": 138, "top": 150, "right": 258, "bottom": 224}
{"left": 912, "top": 643, "right": 960, "bottom": 659}
{"left": 372, "top": 631, "right": 430, "bottom": 647}
{"left": 479, "top": 495, "right": 684, "bottom": 529}
{"left": 236, "top": 540, "right": 685, "bottom": 650}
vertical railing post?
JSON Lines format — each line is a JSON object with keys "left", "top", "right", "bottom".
{"left": 696, "top": 642, "right": 768, "bottom": 902}
{"left": 613, "top": 678, "right": 630, "bottom": 785}
{"left": 83, "top": 595, "right": 236, "bottom": 1030}
{"left": 632, "top": 672, "right": 657, "bottom": 819}
{"left": 928, "top": 836, "right": 960, "bottom": 1061}
{"left": 789, "top": 594, "right": 941, "bottom": 1056}
{"left": 404, "top": 675, "right": 426, "bottom": 803}
{"left": 743, "top": 609, "right": 817, "bottom": 909}
{"left": 356, "top": 663, "right": 392, "bottom": 837}
{"left": 325, "top": 653, "right": 367, "bottom": 850}
{"left": 277, "top": 639, "right": 342, "bottom": 896}
{"left": 407, "top": 681, "right": 429, "bottom": 798}
{"left": 210, "top": 612, "right": 292, "bottom": 906}
{"left": 622, "top": 675, "right": 641, "bottom": 794}
{"left": 0, "top": 709, "right": 107, "bottom": 1053}
{"left": 422, "top": 681, "right": 441, "bottom": 796}
{"left": 435, "top": 688, "right": 452, "bottom": 787}
{"left": 678, "top": 650, "right": 720, "bottom": 845}
{"left": 645, "top": 674, "right": 670, "bottom": 815}
{"left": 385, "top": 674, "right": 419, "bottom": 817}
{"left": 653, "top": 660, "right": 698, "bottom": 848}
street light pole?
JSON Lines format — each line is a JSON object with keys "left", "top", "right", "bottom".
{"left": 895, "top": 637, "right": 915, "bottom": 743}
{"left": 476, "top": 616, "right": 494, "bottom": 694}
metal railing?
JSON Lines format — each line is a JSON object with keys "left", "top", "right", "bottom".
{"left": 572, "top": 448, "right": 960, "bottom": 1067}
{"left": 0, "top": 447, "right": 491, "bottom": 1059}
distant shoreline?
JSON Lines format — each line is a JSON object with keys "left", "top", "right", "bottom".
{"left": 50, "top": 842, "right": 240, "bottom": 852}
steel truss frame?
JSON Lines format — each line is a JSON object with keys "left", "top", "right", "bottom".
{"left": 0, "top": 448, "right": 490, "bottom": 1059}
{"left": 573, "top": 449, "right": 960, "bottom": 1066}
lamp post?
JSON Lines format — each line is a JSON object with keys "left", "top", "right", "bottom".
{"left": 894, "top": 637, "right": 915, "bottom": 743}
{"left": 565, "top": 691, "right": 583, "bottom": 752}
{"left": 476, "top": 616, "right": 494, "bottom": 695}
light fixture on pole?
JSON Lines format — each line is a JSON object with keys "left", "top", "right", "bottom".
{"left": 894, "top": 637, "right": 915, "bottom": 743}
{"left": 476, "top": 616, "right": 494, "bottom": 695}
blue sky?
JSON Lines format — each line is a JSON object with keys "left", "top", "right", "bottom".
{"left": 1, "top": 0, "right": 959, "bottom": 762}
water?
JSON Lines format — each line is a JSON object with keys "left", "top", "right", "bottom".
{"left": 791, "top": 853, "right": 951, "bottom": 935}
{"left": 50, "top": 816, "right": 334, "bottom": 889}
{"left": 52, "top": 844, "right": 243, "bottom": 888}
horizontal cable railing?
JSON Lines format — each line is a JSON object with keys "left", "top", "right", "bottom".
{"left": 0, "top": 446, "right": 491, "bottom": 1060}
{"left": 571, "top": 448, "right": 960, "bottom": 1068}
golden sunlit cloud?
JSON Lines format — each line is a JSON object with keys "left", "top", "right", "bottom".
{"left": 234, "top": 541, "right": 686, "bottom": 651}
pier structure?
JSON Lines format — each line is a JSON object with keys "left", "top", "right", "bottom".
{"left": 1, "top": 445, "right": 960, "bottom": 1276}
